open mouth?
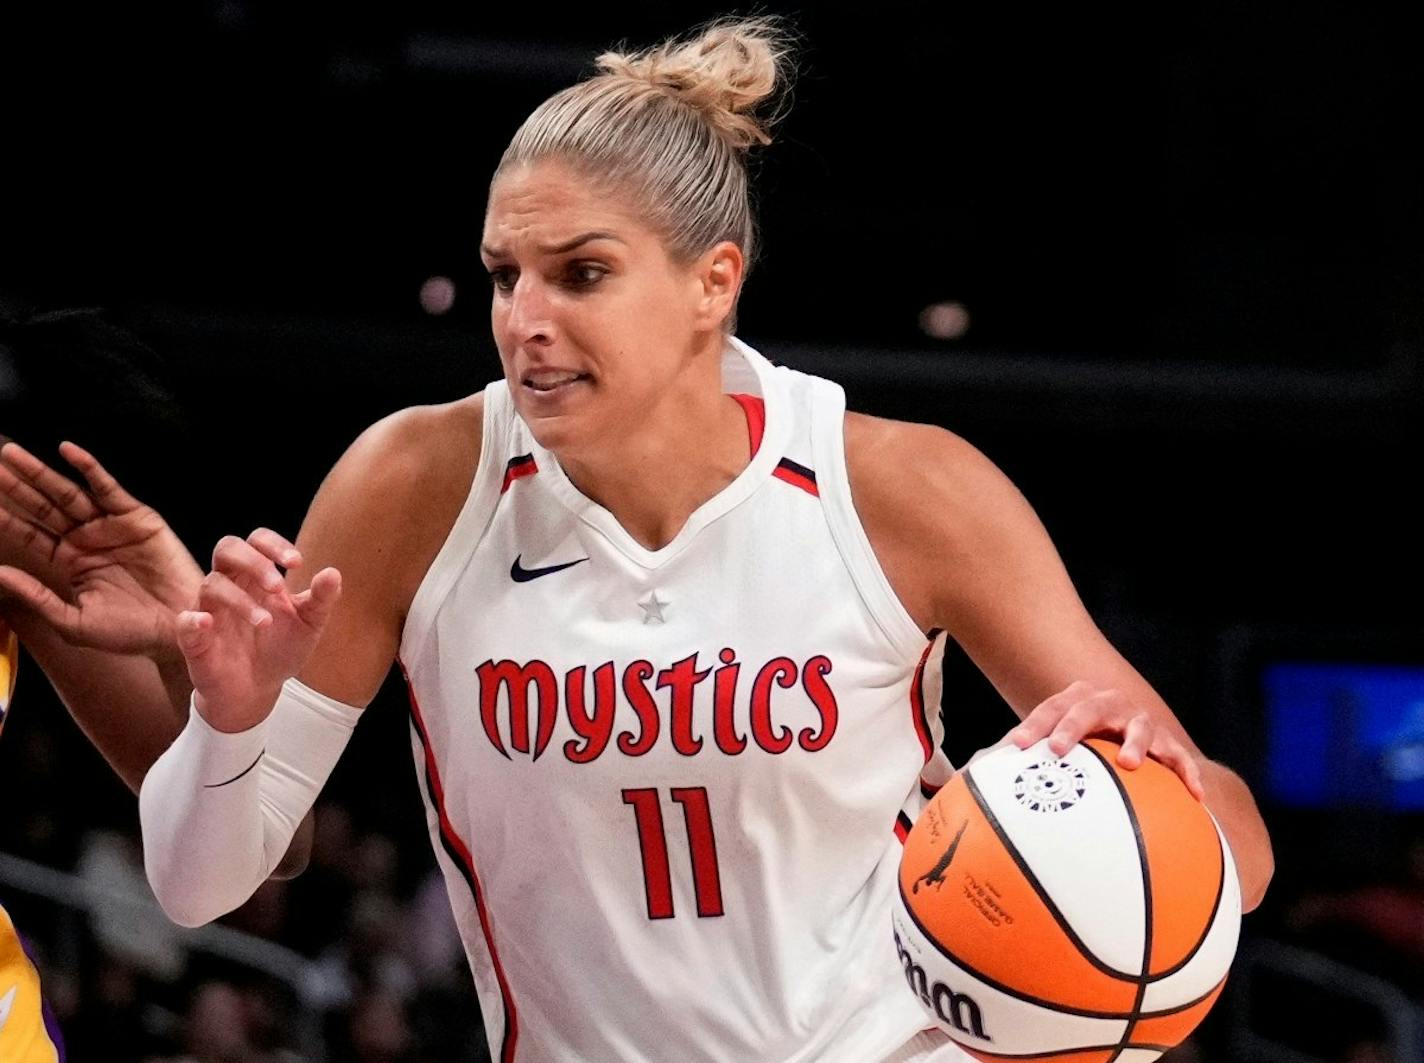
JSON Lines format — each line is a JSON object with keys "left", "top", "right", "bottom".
{"left": 523, "top": 371, "right": 591, "bottom": 393}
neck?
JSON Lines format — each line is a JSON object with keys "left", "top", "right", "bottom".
{"left": 557, "top": 360, "right": 752, "bottom": 552}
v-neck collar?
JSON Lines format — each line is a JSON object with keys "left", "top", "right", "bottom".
{"left": 526, "top": 337, "right": 790, "bottom": 571}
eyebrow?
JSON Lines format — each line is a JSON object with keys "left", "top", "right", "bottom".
{"left": 480, "top": 231, "right": 625, "bottom": 259}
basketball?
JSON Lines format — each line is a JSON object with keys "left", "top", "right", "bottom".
{"left": 892, "top": 737, "right": 1241, "bottom": 1062}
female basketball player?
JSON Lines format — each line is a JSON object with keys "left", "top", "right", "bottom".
{"left": 10, "top": 18, "right": 1272, "bottom": 1061}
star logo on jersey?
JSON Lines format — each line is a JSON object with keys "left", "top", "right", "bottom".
{"left": 637, "top": 591, "right": 669, "bottom": 624}
{"left": 510, "top": 554, "right": 589, "bottom": 583}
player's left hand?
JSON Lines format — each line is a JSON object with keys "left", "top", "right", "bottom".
{"left": 1006, "top": 680, "right": 1205, "bottom": 799}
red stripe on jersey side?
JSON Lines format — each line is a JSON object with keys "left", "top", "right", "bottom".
{"left": 729, "top": 392, "right": 766, "bottom": 457}
{"left": 500, "top": 454, "right": 538, "bottom": 494}
{"left": 399, "top": 660, "right": 519, "bottom": 1063}
{"left": 894, "top": 811, "right": 913, "bottom": 844}
{"left": 772, "top": 459, "right": 819, "bottom": 497}
{"left": 908, "top": 638, "right": 937, "bottom": 764}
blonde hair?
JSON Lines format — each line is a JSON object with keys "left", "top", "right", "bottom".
{"left": 495, "top": 16, "right": 794, "bottom": 320}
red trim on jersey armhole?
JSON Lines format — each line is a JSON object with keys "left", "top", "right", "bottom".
{"left": 894, "top": 811, "right": 913, "bottom": 844}
{"left": 909, "top": 639, "right": 937, "bottom": 764}
{"left": 729, "top": 392, "right": 765, "bottom": 457}
{"left": 399, "top": 659, "right": 520, "bottom": 1062}
{"left": 501, "top": 454, "right": 538, "bottom": 494}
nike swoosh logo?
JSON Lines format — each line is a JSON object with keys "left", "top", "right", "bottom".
{"left": 510, "top": 555, "right": 589, "bottom": 583}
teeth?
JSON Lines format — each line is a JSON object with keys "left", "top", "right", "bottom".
{"left": 526, "top": 371, "right": 585, "bottom": 391}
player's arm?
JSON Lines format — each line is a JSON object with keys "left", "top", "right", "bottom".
{"left": 847, "top": 414, "right": 1273, "bottom": 911}
{"left": 139, "top": 396, "right": 482, "bottom": 926}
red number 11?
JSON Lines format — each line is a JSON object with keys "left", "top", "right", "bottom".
{"left": 622, "top": 787, "right": 725, "bottom": 920}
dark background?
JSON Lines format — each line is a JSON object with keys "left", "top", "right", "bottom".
{"left": 1, "top": 2, "right": 1421, "bottom": 1060}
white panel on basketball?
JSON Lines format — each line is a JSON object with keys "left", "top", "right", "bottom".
{"left": 891, "top": 902, "right": 1130, "bottom": 1056}
{"left": 966, "top": 740, "right": 1147, "bottom": 976}
{"left": 1140, "top": 821, "right": 1242, "bottom": 1012}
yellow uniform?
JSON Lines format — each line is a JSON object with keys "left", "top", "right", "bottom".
{"left": 0, "top": 622, "right": 66, "bottom": 1061}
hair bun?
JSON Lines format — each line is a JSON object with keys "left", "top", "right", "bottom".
{"left": 595, "top": 16, "right": 793, "bottom": 151}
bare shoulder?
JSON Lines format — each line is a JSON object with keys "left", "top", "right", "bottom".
{"left": 843, "top": 410, "right": 1050, "bottom": 634}
{"left": 297, "top": 392, "right": 485, "bottom": 618}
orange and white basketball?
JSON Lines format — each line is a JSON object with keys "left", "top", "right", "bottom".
{"left": 893, "top": 737, "right": 1240, "bottom": 1062}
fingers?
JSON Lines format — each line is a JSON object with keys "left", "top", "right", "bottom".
{"left": 0, "top": 505, "right": 60, "bottom": 567}
{"left": 213, "top": 535, "right": 284, "bottom": 594}
{"left": 57, "top": 441, "right": 143, "bottom": 515}
{"left": 176, "top": 609, "right": 216, "bottom": 659}
{"left": 1009, "top": 679, "right": 1206, "bottom": 798}
{"left": 291, "top": 567, "right": 342, "bottom": 631}
{"left": 1117, "top": 712, "right": 1154, "bottom": 768}
{"left": 245, "top": 527, "right": 302, "bottom": 570}
{"left": 1046, "top": 691, "right": 1127, "bottom": 756}
{"left": 199, "top": 569, "right": 273, "bottom": 628}
{"left": 0, "top": 566, "right": 82, "bottom": 637}
{"left": 1147, "top": 736, "right": 1206, "bottom": 800}
{"left": 211, "top": 529, "right": 303, "bottom": 592}
{"left": 1009, "top": 680, "right": 1092, "bottom": 748}
{"left": 0, "top": 441, "right": 99, "bottom": 530}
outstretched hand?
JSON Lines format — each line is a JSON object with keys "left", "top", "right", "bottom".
{"left": 0, "top": 440, "right": 204, "bottom": 655}
{"left": 178, "top": 529, "right": 342, "bottom": 733}
{"left": 1007, "top": 680, "right": 1206, "bottom": 799}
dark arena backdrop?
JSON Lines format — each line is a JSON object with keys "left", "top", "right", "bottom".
{"left": 1, "top": 3, "right": 1421, "bottom": 1061}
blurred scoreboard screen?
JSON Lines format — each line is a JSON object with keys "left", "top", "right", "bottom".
{"left": 1263, "top": 661, "right": 1424, "bottom": 811}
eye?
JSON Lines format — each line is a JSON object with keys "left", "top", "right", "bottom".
{"left": 487, "top": 266, "right": 517, "bottom": 293}
{"left": 564, "top": 262, "right": 608, "bottom": 289}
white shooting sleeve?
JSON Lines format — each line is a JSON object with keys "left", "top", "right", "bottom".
{"left": 139, "top": 678, "right": 361, "bottom": 927}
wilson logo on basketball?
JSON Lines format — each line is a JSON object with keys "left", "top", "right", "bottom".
{"left": 893, "top": 929, "right": 991, "bottom": 1042}
{"left": 474, "top": 650, "right": 838, "bottom": 761}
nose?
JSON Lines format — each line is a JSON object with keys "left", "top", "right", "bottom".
{"left": 503, "top": 275, "right": 555, "bottom": 348}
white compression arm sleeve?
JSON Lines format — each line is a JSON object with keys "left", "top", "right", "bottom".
{"left": 139, "top": 678, "right": 361, "bottom": 927}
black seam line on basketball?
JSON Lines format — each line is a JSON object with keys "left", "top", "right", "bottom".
{"left": 1144, "top": 823, "right": 1228, "bottom": 983}
{"left": 202, "top": 750, "right": 264, "bottom": 788}
{"left": 945, "top": 1042, "right": 1176, "bottom": 1061}
{"left": 963, "top": 771, "right": 1143, "bottom": 983}
{"left": 896, "top": 878, "right": 1139, "bottom": 1020}
{"left": 1080, "top": 742, "right": 1153, "bottom": 1063}
{"left": 775, "top": 456, "right": 816, "bottom": 482}
{"left": 1134, "top": 974, "right": 1228, "bottom": 1018}
{"left": 408, "top": 710, "right": 516, "bottom": 1063}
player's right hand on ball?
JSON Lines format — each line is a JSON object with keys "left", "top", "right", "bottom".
{"left": 178, "top": 529, "right": 341, "bottom": 733}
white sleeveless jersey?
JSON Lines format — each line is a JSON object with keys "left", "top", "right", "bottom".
{"left": 398, "top": 339, "right": 966, "bottom": 1062}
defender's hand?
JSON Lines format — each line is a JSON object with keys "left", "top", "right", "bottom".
{"left": 0, "top": 440, "right": 203, "bottom": 655}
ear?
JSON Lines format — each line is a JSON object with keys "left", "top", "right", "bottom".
{"left": 690, "top": 241, "right": 744, "bottom": 331}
